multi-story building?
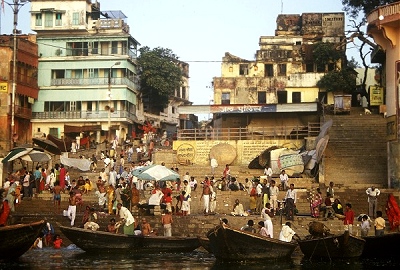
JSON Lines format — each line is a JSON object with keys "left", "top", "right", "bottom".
{"left": 212, "top": 13, "right": 345, "bottom": 130}
{"left": 367, "top": 2, "right": 400, "bottom": 187}
{"left": 0, "top": 34, "right": 39, "bottom": 150}
{"left": 141, "top": 60, "right": 194, "bottom": 138}
{"left": 30, "top": 0, "right": 140, "bottom": 143}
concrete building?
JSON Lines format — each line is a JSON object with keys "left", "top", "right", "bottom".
{"left": 0, "top": 34, "right": 39, "bottom": 150}
{"left": 211, "top": 12, "right": 346, "bottom": 131}
{"left": 30, "top": 0, "right": 140, "bottom": 144}
{"left": 367, "top": 1, "right": 400, "bottom": 187}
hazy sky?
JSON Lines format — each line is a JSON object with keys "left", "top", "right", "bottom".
{"left": 0, "top": 0, "right": 361, "bottom": 119}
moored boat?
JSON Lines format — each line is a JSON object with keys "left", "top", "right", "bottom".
{"left": 198, "top": 236, "right": 212, "bottom": 253}
{"left": 0, "top": 220, "right": 45, "bottom": 260}
{"left": 362, "top": 232, "right": 400, "bottom": 258}
{"left": 206, "top": 222, "right": 297, "bottom": 260}
{"left": 59, "top": 225, "right": 200, "bottom": 253}
{"left": 297, "top": 232, "right": 365, "bottom": 259}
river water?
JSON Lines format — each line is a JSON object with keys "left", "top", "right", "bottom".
{"left": 1, "top": 246, "right": 400, "bottom": 270}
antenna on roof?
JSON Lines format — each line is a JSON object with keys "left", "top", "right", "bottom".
{"left": 281, "top": 0, "right": 283, "bottom": 14}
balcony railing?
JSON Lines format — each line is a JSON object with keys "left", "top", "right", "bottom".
{"left": 177, "top": 123, "right": 320, "bottom": 141}
{"left": 32, "top": 109, "right": 137, "bottom": 122}
{"left": 51, "top": 77, "right": 137, "bottom": 90}
{"left": 367, "top": 1, "right": 400, "bottom": 23}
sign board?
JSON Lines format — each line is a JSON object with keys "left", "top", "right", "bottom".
{"left": 0, "top": 83, "right": 8, "bottom": 93}
{"left": 369, "top": 85, "right": 384, "bottom": 106}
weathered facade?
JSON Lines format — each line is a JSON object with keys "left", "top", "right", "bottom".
{"left": 367, "top": 1, "right": 400, "bottom": 187}
{"left": 212, "top": 12, "right": 345, "bottom": 130}
{"left": 0, "top": 35, "right": 39, "bottom": 150}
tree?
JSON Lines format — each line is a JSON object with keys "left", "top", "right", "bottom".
{"left": 342, "top": 0, "right": 398, "bottom": 20}
{"left": 313, "top": 42, "right": 343, "bottom": 68}
{"left": 316, "top": 69, "right": 357, "bottom": 93}
{"left": 137, "top": 46, "right": 183, "bottom": 111}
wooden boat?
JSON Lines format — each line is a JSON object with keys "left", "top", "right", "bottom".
{"left": 297, "top": 232, "right": 365, "bottom": 259}
{"left": 206, "top": 222, "right": 297, "bottom": 260}
{"left": 362, "top": 232, "right": 400, "bottom": 258}
{"left": 0, "top": 220, "right": 45, "bottom": 260}
{"left": 198, "top": 236, "right": 212, "bottom": 253}
{"left": 59, "top": 225, "right": 200, "bottom": 253}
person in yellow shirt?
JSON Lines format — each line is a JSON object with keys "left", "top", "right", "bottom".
{"left": 374, "top": 210, "right": 385, "bottom": 236}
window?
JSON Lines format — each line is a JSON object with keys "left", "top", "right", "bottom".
{"left": 239, "top": 64, "right": 248, "bottom": 75}
{"left": 111, "top": 41, "right": 118, "bottom": 54}
{"left": 90, "top": 42, "right": 99, "bottom": 54}
{"left": 35, "top": 14, "right": 42, "bottom": 26}
{"left": 221, "top": 92, "right": 230, "bottom": 105}
{"left": 66, "top": 42, "right": 88, "bottom": 56}
{"left": 172, "top": 107, "right": 176, "bottom": 114}
{"left": 88, "top": 68, "right": 95, "bottom": 78}
{"left": 278, "top": 64, "right": 287, "bottom": 76}
{"left": 306, "top": 63, "right": 314, "bottom": 72}
{"left": 182, "top": 86, "right": 186, "bottom": 99}
{"left": 292, "top": 92, "right": 301, "bottom": 103}
{"left": 258, "top": 91, "right": 266, "bottom": 104}
{"left": 277, "top": 90, "right": 287, "bottom": 104}
{"left": 328, "top": 63, "right": 335, "bottom": 71}
{"left": 72, "top": 12, "right": 80, "bottom": 25}
{"left": 55, "top": 13, "right": 62, "bottom": 26}
{"left": 53, "top": 70, "right": 65, "bottom": 79}
{"left": 45, "top": 13, "right": 53, "bottom": 27}
{"left": 87, "top": 101, "right": 92, "bottom": 111}
{"left": 265, "top": 64, "right": 273, "bottom": 77}
{"left": 49, "top": 128, "right": 58, "bottom": 138}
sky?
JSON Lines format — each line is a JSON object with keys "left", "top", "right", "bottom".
{"left": 0, "top": 0, "right": 363, "bottom": 120}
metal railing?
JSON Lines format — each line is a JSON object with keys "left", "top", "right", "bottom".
{"left": 51, "top": 77, "right": 137, "bottom": 90}
{"left": 32, "top": 109, "right": 137, "bottom": 121}
{"left": 177, "top": 123, "right": 320, "bottom": 140}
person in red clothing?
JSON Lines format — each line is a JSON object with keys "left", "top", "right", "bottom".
{"left": 0, "top": 191, "right": 10, "bottom": 227}
{"left": 53, "top": 234, "right": 63, "bottom": 249}
{"left": 343, "top": 203, "right": 355, "bottom": 235}
{"left": 162, "top": 184, "right": 173, "bottom": 213}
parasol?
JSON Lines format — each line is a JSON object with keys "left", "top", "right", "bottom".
{"left": 19, "top": 151, "right": 52, "bottom": 163}
{"left": 32, "top": 138, "right": 61, "bottom": 155}
{"left": 132, "top": 164, "right": 180, "bottom": 181}
{"left": 2, "top": 148, "right": 34, "bottom": 164}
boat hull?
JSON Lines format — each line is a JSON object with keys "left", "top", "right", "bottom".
{"left": 297, "top": 232, "right": 365, "bottom": 259}
{"left": 59, "top": 225, "right": 200, "bottom": 253}
{"left": 0, "top": 220, "right": 45, "bottom": 260}
{"left": 207, "top": 224, "right": 297, "bottom": 260}
{"left": 362, "top": 232, "right": 400, "bottom": 258}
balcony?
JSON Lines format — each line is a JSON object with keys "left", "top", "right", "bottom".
{"left": 9, "top": 105, "right": 32, "bottom": 120}
{"left": 32, "top": 109, "right": 137, "bottom": 122}
{"left": 51, "top": 77, "right": 137, "bottom": 90}
{"left": 143, "top": 112, "right": 179, "bottom": 125}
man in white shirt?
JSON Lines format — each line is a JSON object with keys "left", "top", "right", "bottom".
{"left": 284, "top": 183, "right": 297, "bottom": 220}
{"left": 210, "top": 157, "right": 218, "bottom": 176}
{"left": 117, "top": 203, "right": 135, "bottom": 235}
{"left": 279, "top": 222, "right": 297, "bottom": 242}
{"left": 366, "top": 186, "right": 380, "bottom": 219}
{"left": 256, "top": 180, "right": 263, "bottom": 214}
{"left": 264, "top": 166, "right": 273, "bottom": 182}
{"left": 280, "top": 170, "right": 289, "bottom": 191}
{"left": 269, "top": 180, "right": 279, "bottom": 213}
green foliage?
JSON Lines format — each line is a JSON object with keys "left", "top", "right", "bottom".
{"left": 342, "top": 0, "right": 398, "bottom": 19}
{"left": 317, "top": 69, "right": 356, "bottom": 93}
{"left": 137, "top": 46, "right": 183, "bottom": 109}
{"left": 312, "top": 42, "right": 343, "bottom": 67}
{"left": 347, "top": 57, "right": 360, "bottom": 69}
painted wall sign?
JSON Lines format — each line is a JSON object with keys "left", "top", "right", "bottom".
{"left": 210, "top": 104, "right": 276, "bottom": 114}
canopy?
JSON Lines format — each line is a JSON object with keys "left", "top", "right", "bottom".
{"left": 19, "top": 151, "right": 52, "bottom": 163}
{"left": 132, "top": 165, "right": 180, "bottom": 181}
{"left": 2, "top": 148, "right": 32, "bottom": 164}
{"left": 32, "top": 138, "right": 61, "bottom": 155}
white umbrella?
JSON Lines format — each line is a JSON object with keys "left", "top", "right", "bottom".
{"left": 132, "top": 164, "right": 180, "bottom": 181}
{"left": 19, "top": 151, "right": 52, "bottom": 163}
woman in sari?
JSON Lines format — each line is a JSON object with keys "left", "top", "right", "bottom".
{"left": 386, "top": 193, "right": 400, "bottom": 231}
{"left": 310, "top": 188, "right": 323, "bottom": 218}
